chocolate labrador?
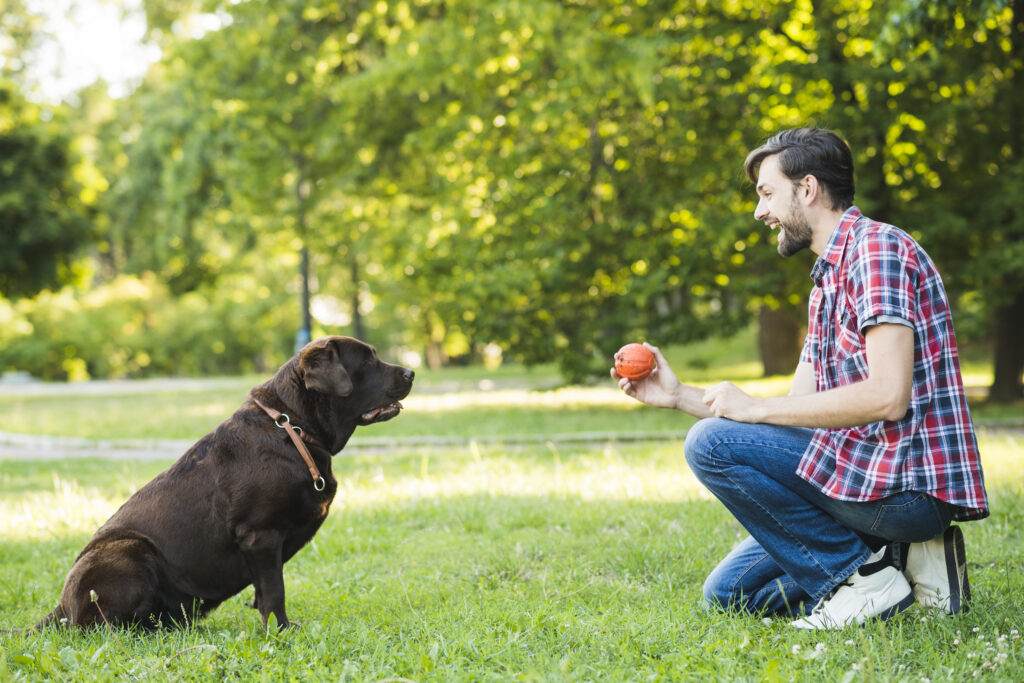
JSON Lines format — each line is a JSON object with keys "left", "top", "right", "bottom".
{"left": 34, "top": 336, "right": 413, "bottom": 630}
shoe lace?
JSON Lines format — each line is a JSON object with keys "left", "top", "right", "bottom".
{"left": 811, "top": 579, "right": 853, "bottom": 615}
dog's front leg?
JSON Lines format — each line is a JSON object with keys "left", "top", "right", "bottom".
{"left": 239, "top": 530, "right": 289, "bottom": 629}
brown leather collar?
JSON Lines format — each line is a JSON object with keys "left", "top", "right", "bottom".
{"left": 254, "top": 399, "right": 326, "bottom": 491}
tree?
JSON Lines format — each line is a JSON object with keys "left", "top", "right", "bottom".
{"left": 0, "top": 0, "right": 44, "bottom": 81}
{"left": 86, "top": 0, "right": 1021, "bottom": 392}
{"left": 0, "top": 81, "right": 91, "bottom": 297}
{"left": 324, "top": 0, "right": 779, "bottom": 378}
{"left": 878, "top": 0, "right": 1024, "bottom": 400}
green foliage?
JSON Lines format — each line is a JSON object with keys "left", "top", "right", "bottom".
{"left": 2, "top": 0, "right": 1021, "bottom": 393}
{"left": 314, "top": 0, "right": 774, "bottom": 379}
{"left": 0, "top": 0, "right": 45, "bottom": 81}
{"left": 0, "top": 266, "right": 296, "bottom": 380}
{"left": 0, "top": 82, "right": 92, "bottom": 298}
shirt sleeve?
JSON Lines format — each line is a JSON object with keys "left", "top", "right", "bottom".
{"left": 847, "top": 229, "right": 919, "bottom": 328}
{"left": 860, "top": 314, "right": 914, "bottom": 333}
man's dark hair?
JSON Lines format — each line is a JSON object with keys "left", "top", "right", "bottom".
{"left": 744, "top": 128, "right": 855, "bottom": 210}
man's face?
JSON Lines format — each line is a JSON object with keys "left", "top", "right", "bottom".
{"left": 754, "top": 155, "right": 813, "bottom": 258}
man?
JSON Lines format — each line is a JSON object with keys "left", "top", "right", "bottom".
{"left": 614, "top": 128, "right": 988, "bottom": 630}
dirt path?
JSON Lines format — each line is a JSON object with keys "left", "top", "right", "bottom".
{"left": 3, "top": 377, "right": 1018, "bottom": 461}
{"left": 0, "top": 429, "right": 701, "bottom": 462}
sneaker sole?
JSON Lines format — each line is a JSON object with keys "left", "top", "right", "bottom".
{"left": 875, "top": 591, "right": 917, "bottom": 622}
{"left": 791, "top": 591, "right": 916, "bottom": 630}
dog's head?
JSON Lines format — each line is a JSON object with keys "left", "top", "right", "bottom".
{"left": 297, "top": 336, "right": 414, "bottom": 426}
{"left": 257, "top": 336, "right": 413, "bottom": 452}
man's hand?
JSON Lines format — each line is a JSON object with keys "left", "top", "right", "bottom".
{"left": 612, "top": 344, "right": 715, "bottom": 419}
{"left": 612, "top": 343, "right": 681, "bottom": 409}
{"left": 703, "top": 381, "right": 764, "bottom": 422}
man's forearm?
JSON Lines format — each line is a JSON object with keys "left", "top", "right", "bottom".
{"left": 753, "top": 377, "right": 909, "bottom": 428}
{"left": 734, "top": 323, "right": 915, "bottom": 428}
{"left": 673, "top": 384, "right": 716, "bottom": 420}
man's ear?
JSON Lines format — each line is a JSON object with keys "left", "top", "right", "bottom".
{"left": 800, "top": 174, "right": 820, "bottom": 206}
{"left": 299, "top": 339, "right": 354, "bottom": 396}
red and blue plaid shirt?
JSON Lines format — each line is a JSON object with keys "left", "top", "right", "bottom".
{"left": 796, "top": 207, "right": 988, "bottom": 521}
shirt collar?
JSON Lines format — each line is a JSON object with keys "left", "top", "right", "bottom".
{"left": 810, "top": 206, "right": 862, "bottom": 285}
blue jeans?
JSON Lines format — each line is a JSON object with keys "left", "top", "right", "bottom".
{"left": 683, "top": 418, "right": 954, "bottom": 617}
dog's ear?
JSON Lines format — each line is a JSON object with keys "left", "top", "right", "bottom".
{"left": 299, "top": 339, "right": 354, "bottom": 396}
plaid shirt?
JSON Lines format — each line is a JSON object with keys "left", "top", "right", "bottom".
{"left": 796, "top": 207, "right": 989, "bottom": 521}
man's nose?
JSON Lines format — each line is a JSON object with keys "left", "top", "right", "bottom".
{"left": 753, "top": 198, "right": 769, "bottom": 221}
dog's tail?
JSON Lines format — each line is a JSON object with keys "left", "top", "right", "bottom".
{"left": 0, "top": 606, "right": 66, "bottom": 635}
{"left": 33, "top": 605, "right": 70, "bottom": 630}
{"left": 2, "top": 605, "right": 70, "bottom": 634}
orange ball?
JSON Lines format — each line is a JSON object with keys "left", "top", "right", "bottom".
{"left": 614, "top": 343, "right": 656, "bottom": 380}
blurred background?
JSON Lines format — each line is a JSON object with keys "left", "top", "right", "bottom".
{"left": 1, "top": 0, "right": 1021, "bottom": 400}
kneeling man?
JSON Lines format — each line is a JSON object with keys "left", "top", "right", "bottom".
{"left": 615, "top": 128, "right": 988, "bottom": 629}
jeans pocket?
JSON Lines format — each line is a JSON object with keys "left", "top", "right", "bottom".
{"left": 869, "top": 492, "right": 948, "bottom": 542}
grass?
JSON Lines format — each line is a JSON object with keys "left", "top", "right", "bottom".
{"left": 0, "top": 329, "right": 1016, "bottom": 444}
{"left": 1, "top": 331, "right": 1022, "bottom": 681}
{"left": 1, "top": 438, "right": 1022, "bottom": 681}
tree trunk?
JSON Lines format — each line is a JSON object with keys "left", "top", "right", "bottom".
{"left": 298, "top": 245, "right": 312, "bottom": 349}
{"left": 758, "top": 305, "right": 804, "bottom": 377}
{"left": 989, "top": 289, "right": 1024, "bottom": 402}
{"left": 294, "top": 170, "right": 312, "bottom": 353}
{"left": 350, "top": 253, "right": 365, "bottom": 342}
{"left": 988, "top": 0, "right": 1023, "bottom": 403}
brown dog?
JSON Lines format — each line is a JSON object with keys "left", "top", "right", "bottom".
{"left": 35, "top": 336, "right": 413, "bottom": 630}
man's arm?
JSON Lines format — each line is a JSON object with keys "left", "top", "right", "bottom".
{"left": 704, "top": 323, "right": 914, "bottom": 428}
{"left": 789, "top": 361, "right": 816, "bottom": 396}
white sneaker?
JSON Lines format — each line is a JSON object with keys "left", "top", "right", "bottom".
{"left": 791, "top": 554, "right": 915, "bottom": 630}
{"left": 903, "top": 525, "right": 971, "bottom": 614}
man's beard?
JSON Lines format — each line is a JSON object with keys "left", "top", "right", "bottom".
{"left": 776, "top": 208, "right": 813, "bottom": 257}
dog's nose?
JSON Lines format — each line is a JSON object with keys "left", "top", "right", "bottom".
{"left": 403, "top": 368, "right": 415, "bottom": 382}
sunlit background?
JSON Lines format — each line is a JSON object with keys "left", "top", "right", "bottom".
{"left": 24, "top": 0, "right": 159, "bottom": 102}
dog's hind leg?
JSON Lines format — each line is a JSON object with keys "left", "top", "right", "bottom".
{"left": 55, "top": 537, "right": 163, "bottom": 628}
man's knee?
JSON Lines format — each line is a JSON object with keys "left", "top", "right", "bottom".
{"left": 701, "top": 572, "right": 807, "bottom": 617}
{"left": 684, "top": 417, "right": 729, "bottom": 474}
{"left": 701, "top": 571, "right": 735, "bottom": 613}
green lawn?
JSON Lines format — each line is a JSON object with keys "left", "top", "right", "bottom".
{"left": 1, "top": 337, "right": 1022, "bottom": 681}
{"left": 1, "top": 437, "right": 1022, "bottom": 681}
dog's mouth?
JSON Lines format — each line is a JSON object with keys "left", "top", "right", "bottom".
{"left": 359, "top": 401, "right": 404, "bottom": 425}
